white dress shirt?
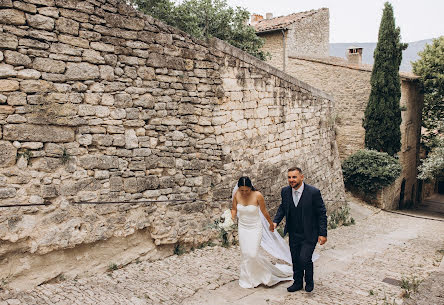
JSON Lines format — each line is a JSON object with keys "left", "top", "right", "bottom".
{"left": 292, "top": 182, "right": 304, "bottom": 207}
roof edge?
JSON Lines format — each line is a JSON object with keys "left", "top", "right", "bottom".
{"left": 289, "top": 55, "right": 419, "bottom": 80}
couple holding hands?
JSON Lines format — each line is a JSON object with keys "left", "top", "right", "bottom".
{"left": 231, "top": 167, "right": 328, "bottom": 293}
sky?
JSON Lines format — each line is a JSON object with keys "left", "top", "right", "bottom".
{"left": 223, "top": 0, "right": 444, "bottom": 43}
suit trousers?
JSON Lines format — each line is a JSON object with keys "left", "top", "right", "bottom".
{"left": 289, "top": 233, "right": 316, "bottom": 284}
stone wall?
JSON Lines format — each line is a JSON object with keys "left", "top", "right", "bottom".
{"left": 0, "top": 0, "right": 345, "bottom": 288}
{"left": 286, "top": 56, "right": 423, "bottom": 209}
{"left": 286, "top": 57, "right": 371, "bottom": 160}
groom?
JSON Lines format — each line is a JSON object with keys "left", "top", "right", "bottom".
{"left": 273, "top": 167, "right": 327, "bottom": 293}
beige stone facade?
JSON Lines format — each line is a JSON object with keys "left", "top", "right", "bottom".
{"left": 0, "top": 0, "right": 345, "bottom": 287}
{"left": 285, "top": 56, "right": 423, "bottom": 210}
{"left": 258, "top": 31, "right": 286, "bottom": 71}
{"left": 254, "top": 8, "right": 329, "bottom": 72}
{"left": 255, "top": 7, "right": 423, "bottom": 210}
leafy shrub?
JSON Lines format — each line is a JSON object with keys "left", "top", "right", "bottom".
{"left": 418, "top": 142, "right": 444, "bottom": 181}
{"left": 342, "top": 149, "right": 402, "bottom": 195}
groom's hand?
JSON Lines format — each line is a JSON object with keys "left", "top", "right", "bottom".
{"left": 273, "top": 223, "right": 277, "bottom": 229}
{"left": 318, "top": 236, "right": 327, "bottom": 245}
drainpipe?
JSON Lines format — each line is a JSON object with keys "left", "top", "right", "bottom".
{"left": 282, "top": 29, "right": 286, "bottom": 72}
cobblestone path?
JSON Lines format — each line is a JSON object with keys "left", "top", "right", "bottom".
{"left": 1, "top": 203, "right": 443, "bottom": 305}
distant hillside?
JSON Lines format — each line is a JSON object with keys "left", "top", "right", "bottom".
{"left": 329, "top": 39, "right": 434, "bottom": 72}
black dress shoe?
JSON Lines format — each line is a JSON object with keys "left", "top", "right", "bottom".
{"left": 287, "top": 282, "right": 303, "bottom": 292}
{"left": 305, "top": 282, "right": 314, "bottom": 292}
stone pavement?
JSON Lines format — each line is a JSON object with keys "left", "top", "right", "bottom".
{"left": 1, "top": 201, "right": 443, "bottom": 305}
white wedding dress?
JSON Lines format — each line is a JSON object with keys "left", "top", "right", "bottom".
{"left": 237, "top": 203, "right": 293, "bottom": 288}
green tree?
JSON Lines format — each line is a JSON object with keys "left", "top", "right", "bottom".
{"left": 412, "top": 36, "right": 444, "bottom": 151}
{"left": 131, "top": 0, "right": 269, "bottom": 60}
{"left": 131, "top": 0, "right": 176, "bottom": 23}
{"left": 363, "top": 2, "right": 407, "bottom": 156}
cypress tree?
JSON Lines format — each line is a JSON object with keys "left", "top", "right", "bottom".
{"left": 363, "top": 2, "right": 407, "bottom": 156}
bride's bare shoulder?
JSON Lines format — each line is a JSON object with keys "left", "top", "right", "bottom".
{"left": 254, "top": 191, "right": 264, "bottom": 199}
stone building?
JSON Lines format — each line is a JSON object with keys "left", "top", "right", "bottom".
{"left": 0, "top": 0, "right": 345, "bottom": 288}
{"left": 254, "top": 12, "right": 423, "bottom": 210}
{"left": 252, "top": 8, "right": 329, "bottom": 72}
{"left": 252, "top": 9, "right": 423, "bottom": 209}
{"left": 286, "top": 54, "right": 423, "bottom": 210}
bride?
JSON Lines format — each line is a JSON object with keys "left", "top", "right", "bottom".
{"left": 231, "top": 176, "right": 293, "bottom": 288}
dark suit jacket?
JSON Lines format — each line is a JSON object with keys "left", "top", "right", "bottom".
{"left": 273, "top": 184, "right": 327, "bottom": 244}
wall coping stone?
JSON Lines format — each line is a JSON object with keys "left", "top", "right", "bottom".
{"left": 208, "top": 38, "right": 334, "bottom": 100}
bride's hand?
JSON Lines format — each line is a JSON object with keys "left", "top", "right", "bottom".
{"left": 269, "top": 223, "right": 274, "bottom": 232}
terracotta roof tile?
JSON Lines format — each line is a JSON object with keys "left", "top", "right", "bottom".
{"left": 254, "top": 8, "right": 327, "bottom": 33}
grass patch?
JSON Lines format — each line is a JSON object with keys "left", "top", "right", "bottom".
{"left": 107, "top": 263, "right": 119, "bottom": 272}
{"left": 328, "top": 205, "right": 355, "bottom": 230}
{"left": 174, "top": 243, "right": 185, "bottom": 255}
{"left": 400, "top": 275, "right": 422, "bottom": 298}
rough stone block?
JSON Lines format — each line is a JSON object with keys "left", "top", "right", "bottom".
{"left": 134, "top": 93, "right": 154, "bottom": 108}
{"left": 3, "top": 124, "right": 75, "bottom": 142}
{"left": 158, "top": 157, "right": 175, "bottom": 168}
{"left": 33, "top": 57, "right": 65, "bottom": 73}
{"left": 92, "top": 134, "right": 113, "bottom": 146}
{"left": 77, "top": 134, "right": 92, "bottom": 146}
{"left": 19, "top": 38, "right": 49, "bottom": 50}
{"left": 159, "top": 176, "right": 175, "bottom": 188}
{"left": 83, "top": 49, "right": 105, "bottom": 64}
{"left": 0, "top": 32, "right": 18, "bottom": 49}
{"left": 125, "top": 129, "right": 138, "bottom": 149}
{"left": 0, "top": 140, "right": 16, "bottom": 167}
{"left": 17, "top": 69, "right": 41, "bottom": 79}
{"left": 78, "top": 155, "right": 119, "bottom": 170}
{"left": 41, "top": 184, "right": 57, "bottom": 198}
{"left": 14, "top": 1, "right": 37, "bottom": 13}
{"left": 133, "top": 148, "right": 151, "bottom": 157}
{"left": 0, "top": 187, "right": 16, "bottom": 198}
{"left": 0, "top": 63, "right": 17, "bottom": 78}
{"left": 110, "top": 176, "right": 123, "bottom": 192}
{"left": 91, "top": 42, "right": 115, "bottom": 53}
{"left": 65, "top": 62, "right": 100, "bottom": 80}
{"left": 28, "top": 29, "right": 57, "bottom": 42}
{"left": 26, "top": 13, "right": 54, "bottom": 30}
{"left": 94, "top": 170, "right": 110, "bottom": 180}
{"left": 99, "top": 65, "right": 114, "bottom": 81}
{"left": 27, "top": 0, "right": 55, "bottom": 6}
{"left": 56, "top": 17, "right": 79, "bottom": 35}
{"left": 44, "top": 143, "right": 63, "bottom": 157}
{"left": 37, "top": 6, "right": 59, "bottom": 17}
{"left": 137, "top": 66, "right": 154, "bottom": 80}
{"left": 0, "top": 9, "right": 25, "bottom": 25}
{"left": 0, "top": 105, "right": 14, "bottom": 114}
{"left": 59, "top": 34, "right": 89, "bottom": 48}
{"left": 78, "top": 104, "right": 96, "bottom": 116}
{"left": 104, "top": 13, "right": 145, "bottom": 31}
{"left": 20, "top": 79, "right": 54, "bottom": 93}
{"left": 60, "top": 177, "right": 100, "bottom": 196}
{"left": 0, "top": 0, "right": 13, "bottom": 8}
{"left": 0, "top": 79, "right": 19, "bottom": 91}
{"left": 4, "top": 50, "right": 31, "bottom": 66}
{"left": 6, "top": 114, "right": 26, "bottom": 123}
